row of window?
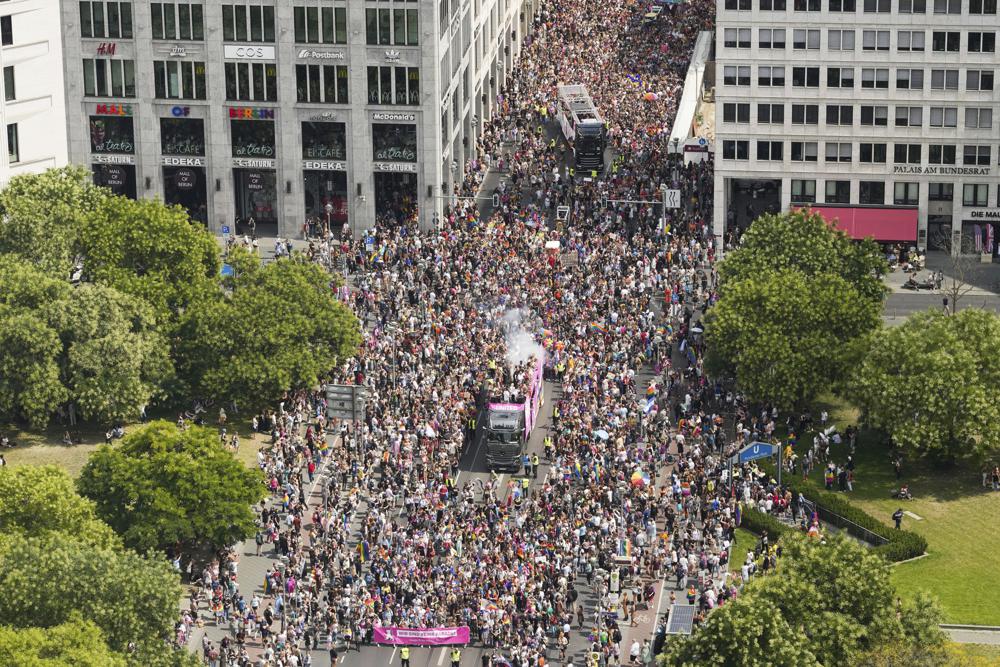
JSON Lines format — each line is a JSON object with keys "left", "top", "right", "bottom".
{"left": 723, "top": 65, "right": 996, "bottom": 95}
{"left": 723, "top": 28, "right": 995, "bottom": 53}
{"left": 724, "top": 0, "right": 995, "bottom": 14}
{"left": 722, "top": 102, "right": 994, "bottom": 128}
{"left": 788, "top": 180, "right": 995, "bottom": 208}
{"left": 81, "top": 2, "right": 420, "bottom": 46}
{"left": 83, "top": 57, "right": 421, "bottom": 106}
{"left": 723, "top": 139, "right": 1000, "bottom": 165}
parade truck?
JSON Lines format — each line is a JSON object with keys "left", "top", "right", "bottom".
{"left": 556, "top": 84, "right": 607, "bottom": 173}
{"left": 483, "top": 356, "right": 545, "bottom": 472}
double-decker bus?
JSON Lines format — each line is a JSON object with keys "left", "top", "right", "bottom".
{"left": 556, "top": 84, "right": 606, "bottom": 173}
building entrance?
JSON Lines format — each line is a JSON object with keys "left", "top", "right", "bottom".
{"left": 233, "top": 168, "right": 277, "bottom": 235}
{"left": 163, "top": 166, "right": 208, "bottom": 225}
{"left": 374, "top": 172, "right": 418, "bottom": 224}
{"left": 303, "top": 170, "right": 348, "bottom": 237}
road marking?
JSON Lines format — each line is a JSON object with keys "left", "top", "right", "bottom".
{"left": 437, "top": 647, "right": 448, "bottom": 665}
{"left": 904, "top": 510, "right": 923, "bottom": 520}
{"left": 390, "top": 646, "right": 397, "bottom": 664}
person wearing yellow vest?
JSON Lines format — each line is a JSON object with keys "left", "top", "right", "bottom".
{"left": 400, "top": 646, "right": 410, "bottom": 667}
{"left": 450, "top": 647, "right": 462, "bottom": 667}
{"left": 531, "top": 453, "right": 540, "bottom": 478}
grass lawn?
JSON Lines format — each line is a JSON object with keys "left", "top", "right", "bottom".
{"left": 786, "top": 396, "right": 1000, "bottom": 625}
{"left": 730, "top": 527, "right": 758, "bottom": 572}
{"left": 0, "top": 419, "right": 269, "bottom": 478}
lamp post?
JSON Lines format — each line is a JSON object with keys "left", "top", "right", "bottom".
{"left": 324, "top": 202, "right": 333, "bottom": 238}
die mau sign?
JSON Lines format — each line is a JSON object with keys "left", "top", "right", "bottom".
{"left": 229, "top": 107, "right": 275, "bottom": 120}
{"left": 95, "top": 103, "right": 132, "bottom": 116}
{"left": 893, "top": 165, "right": 992, "bottom": 176}
{"left": 969, "top": 209, "right": 1000, "bottom": 221}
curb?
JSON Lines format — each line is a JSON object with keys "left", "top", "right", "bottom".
{"left": 941, "top": 624, "right": 1000, "bottom": 632}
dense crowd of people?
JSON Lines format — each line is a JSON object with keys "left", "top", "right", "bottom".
{"left": 177, "top": 0, "right": 830, "bottom": 665}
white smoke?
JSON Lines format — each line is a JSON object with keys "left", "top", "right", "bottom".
{"left": 501, "top": 308, "right": 545, "bottom": 368}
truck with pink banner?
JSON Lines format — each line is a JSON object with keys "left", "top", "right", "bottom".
{"left": 483, "top": 355, "right": 544, "bottom": 472}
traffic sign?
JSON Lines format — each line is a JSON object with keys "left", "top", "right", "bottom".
{"left": 556, "top": 206, "right": 570, "bottom": 221}
{"left": 737, "top": 441, "right": 775, "bottom": 464}
{"left": 325, "top": 384, "right": 367, "bottom": 422}
{"left": 663, "top": 189, "right": 680, "bottom": 209}
{"left": 222, "top": 225, "right": 231, "bottom": 234}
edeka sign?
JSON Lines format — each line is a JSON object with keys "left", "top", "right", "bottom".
{"left": 303, "top": 160, "right": 346, "bottom": 171}
{"left": 372, "top": 627, "right": 471, "bottom": 646}
{"left": 95, "top": 104, "right": 132, "bottom": 116}
{"left": 229, "top": 107, "right": 275, "bottom": 120}
{"left": 161, "top": 156, "right": 205, "bottom": 167}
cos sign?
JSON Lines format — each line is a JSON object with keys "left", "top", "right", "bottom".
{"left": 223, "top": 45, "right": 275, "bottom": 60}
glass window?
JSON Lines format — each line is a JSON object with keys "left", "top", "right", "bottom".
{"left": 790, "top": 179, "right": 816, "bottom": 203}
{"left": 223, "top": 3, "right": 274, "bottom": 42}
{"left": 894, "top": 182, "right": 919, "bottom": 205}
{"left": 859, "top": 181, "right": 885, "bottom": 204}
{"left": 6, "top": 123, "right": 17, "bottom": 163}
{"left": 89, "top": 115, "right": 134, "bottom": 153}
{"left": 160, "top": 117, "right": 205, "bottom": 155}
{"left": 372, "top": 123, "right": 417, "bottom": 162}
{"left": 2, "top": 66, "right": 13, "bottom": 102}
{"left": 301, "top": 121, "right": 346, "bottom": 160}
{"left": 825, "top": 180, "right": 850, "bottom": 203}
{"left": 230, "top": 119, "right": 275, "bottom": 158}
{"left": 963, "top": 184, "right": 989, "bottom": 206}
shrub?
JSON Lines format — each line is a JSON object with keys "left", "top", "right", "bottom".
{"left": 788, "top": 479, "right": 927, "bottom": 561}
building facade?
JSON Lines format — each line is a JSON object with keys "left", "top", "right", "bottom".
{"left": 713, "top": 0, "right": 1000, "bottom": 255}
{"left": 60, "top": 0, "right": 537, "bottom": 236}
{"left": 0, "top": 0, "right": 69, "bottom": 183}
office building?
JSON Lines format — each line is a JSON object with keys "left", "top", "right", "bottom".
{"left": 0, "top": 0, "right": 69, "bottom": 183}
{"left": 714, "top": 0, "right": 1000, "bottom": 255}
{"left": 60, "top": 0, "right": 538, "bottom": 236}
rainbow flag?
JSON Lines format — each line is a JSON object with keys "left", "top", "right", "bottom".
{"left": 357, "top": 541, "right": 370, "bottom": 562}
{"left": 589, "top": 322, "right": 607, "bottom": 334}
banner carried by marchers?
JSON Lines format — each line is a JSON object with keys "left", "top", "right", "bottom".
{"left": 372, "top": 626, "right": 471, "bottom": 646}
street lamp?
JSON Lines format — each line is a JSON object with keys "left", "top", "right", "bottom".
{"left": 324, "top": 202, "right": 333, "bottom": 237}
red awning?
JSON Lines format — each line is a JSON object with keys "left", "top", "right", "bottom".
{"left": 801, "top": 206, "right": 918, "bottom": 242}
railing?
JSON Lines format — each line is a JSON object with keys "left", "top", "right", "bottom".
{"left": 812, "top": 503, "right": 890, "bottom": 546}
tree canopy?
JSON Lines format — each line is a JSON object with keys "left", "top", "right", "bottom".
{"left": 0, "top": 465, "right": 120, "bottom": 549}
{"left": 0, "top": 258, "right": 170, "bottom": 428}
{"left": 848, "top": 308, "right": 1000, "bottom": 462}
{"left": 718, "top": 209, "right": 888, "bottom": 305}
{"left": 704, "top": 268, "right": 881, "bottom": 409}
{"left": 0, "top": 618, "right": 127, "bottom": 667}
{"left": 176, "top": 254, "right": 361, "bottom": 408}
{"left": 660, "top": 534, "right": 945, "bottom": 666}
{"left": 0, "top": 532, "right": 182, "bottom": 653}
{"left": 77, "top": 420, "right": 265, "bottom": 552}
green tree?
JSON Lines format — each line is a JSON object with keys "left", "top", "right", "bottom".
{"left": 79, "top": 196, "right": 220, "bottom": 322}
{"left": 0, "top": 617, "right": 127, "bottom": 667}
{"left": 0, "top": 258, "right": 171, "bottom": 427}
{"left": 660, "top": 535, "right": 945, "bottom": 667}
{"left": 0, "top": 532, "right": 181, "bottom": 652}
{"left": 719, "top": 209, "right": 888, "bottom": 305}
{"left": 847, "top": 309, "right": 1000, "bottom": 462}
{"left": 176, "top": 257, "right": 360, "bottom": 408}
{"left": 704, "top": 269, "right": 881, "bottom": 409}
{"left": 77, "top": 421, "right": 265, "bottom": 552}
{"left": 0, "top": 465, "right": 120, "bottom": 549}
{"left": 0, "top": 166, "right": 109, "bottom": 277}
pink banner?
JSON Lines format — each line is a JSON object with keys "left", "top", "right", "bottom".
{"left": 373, "top": 626, "right": 471, "bottom": 646}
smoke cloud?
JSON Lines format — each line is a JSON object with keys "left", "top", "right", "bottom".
{"left": 501, "top": 309, "right": 545, "bottom": 368}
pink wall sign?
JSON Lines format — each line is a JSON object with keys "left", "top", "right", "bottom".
{"left": 373, "top": 626, "right": 471, "bottom": 646}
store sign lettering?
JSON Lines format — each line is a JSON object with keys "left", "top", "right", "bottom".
{"left": 92, "top": 154, "right": 135, "bottom": 164}
{"left": 233, "top": 142, "right": 275, "bottom": 157}
{"left": 95, "top": 104, "right": 132, "bottom": 116}
{"left": 372, "top": 112, "right": 416, "bottom": 122}
{"left": 893, "top": 165, "right": 992, "bottom": 176}
{"left": 303, "top": 160, "right": 346, "bottom": 171}
{"left": 94, "top": 139, "right": 134, "bottom": 153}
{"left": 232, "top": 158, "right": 275, "bottom": 168}
{"left": 97, "top": 42, "right": 116, "bottom": 55}
{"left": 970, "top": 210, "right": 1000, "bottom": 220}
{"left": 298, "top": 49, "right": 345, "bottom": 59}
{"left": 162, "top": 156, "right": 205, "bottom": 167}
{"left": 162, "top": 141, "right": 204, "bottom": 156}
{"left": 374, "top": 147, "right": 416, "bottom": 162}
{"left": 304, "top": 146, "right": 345, "bottom": 159}
{"left": 171, "top": 106, "right": 190, "bottom": 117}
{"left": 223, "top": 44, "right": 276, "bottom": 60}
{"left": 169, "top": 45, "right": 187, "bottom": 57}
{"left": 373, "top": 162, "right": 417, "bottom": 173}
{"left": 229, "top": 107, "right": 275, "bottom": 120}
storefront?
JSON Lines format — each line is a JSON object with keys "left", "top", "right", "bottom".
{"left": 962, "top": 210, "right": 1000, "bottom": 257}
{"left": 301, "top": 120, "right": 348, "bottom": 235}
{"left": 160, "top": 109, "right": 207, "bottom": 224}
{"left": 371, "top": 116, "right": 418, "bottom": 223}
{"left": 230, "top": 108, "right": 277, "bottom": 231}
{"left": 90, "top": 104, "right": 137, "bottom": 198}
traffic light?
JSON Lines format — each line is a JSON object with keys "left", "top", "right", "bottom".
{"left": 492, "top": 193, "right": 500, "bottom": 208}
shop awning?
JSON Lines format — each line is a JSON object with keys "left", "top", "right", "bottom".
{"left": 797, "top": 206, "right": 918, "bottom": 242}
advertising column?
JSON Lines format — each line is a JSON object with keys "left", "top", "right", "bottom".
{"left": 90, "top": 103, "right": 137, "bottom": 199}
